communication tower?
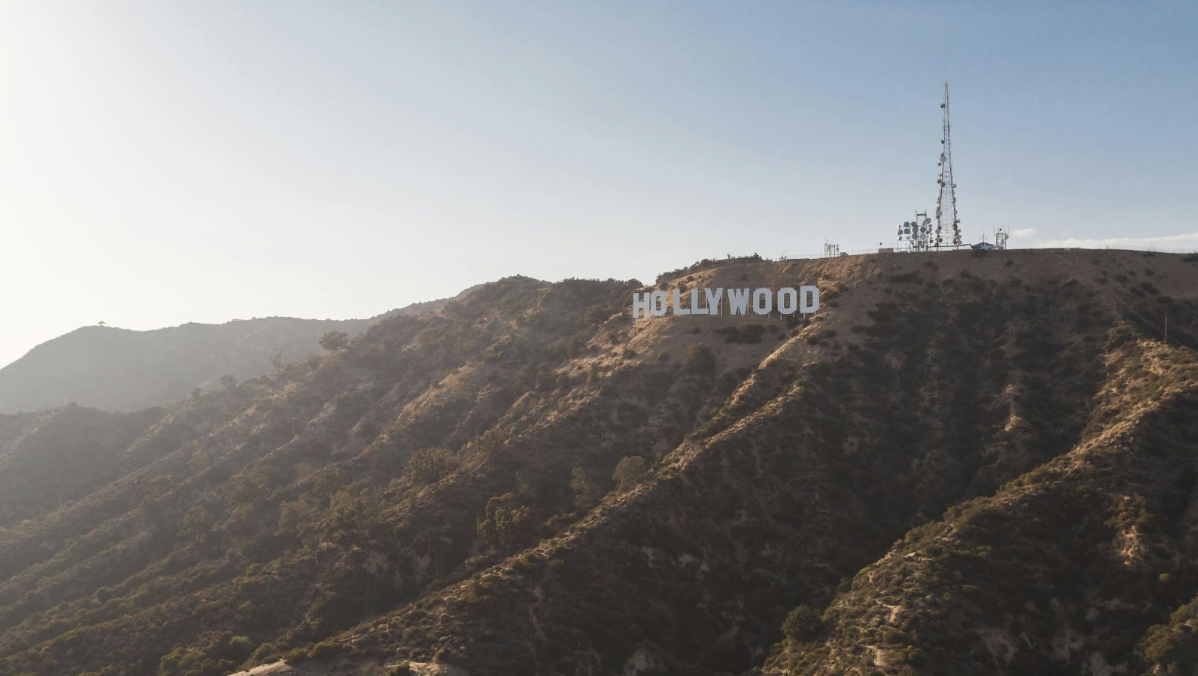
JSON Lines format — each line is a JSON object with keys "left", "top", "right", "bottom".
{"left": 897, "top": 211, "right": 934, "bottom": 251}
{"left": 995, "top": 227, "right": 1009, "bottom": 250}
{"left": 823, "top": 240, "right": 840, "bottom": 258}
{"left": 935, "top": 78, "right": 962, "bottom": 248}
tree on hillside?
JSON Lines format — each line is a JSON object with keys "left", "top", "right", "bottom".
{"left": 782, "top": 605, "right": 822, "bottom": 641}
{"left": 270, "top": 348, "right": 288, "bottom": 374}
{"left": 319, "top": 331, "right": 350, "bottom": 351}
{"left": 406, "top": 448, "right": 459, "bottom": 485}
{"left": 684, "top": 343, "right": 717, "bottom": 377}
{"left": 612, "top": 455, "right": 648, "bottom": 493}
{"left": 476, "top": 493, "right": 532, "bottom": 551}
{"left": 571, "top": 467, "right": 605, "bottom": 507}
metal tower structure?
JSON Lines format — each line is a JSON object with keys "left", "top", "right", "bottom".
{"left": 897, "top": 211, "right": 934, "bottom": 251}
{"left": 995, "top": 227, "right": 1009, "bottom": 250}
{"left": 935, "top": 79, "right": 961, "bottom": 249}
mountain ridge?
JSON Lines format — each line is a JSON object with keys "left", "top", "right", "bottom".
{"left": 0, "top": 297, "right": 454, "bottom": 414}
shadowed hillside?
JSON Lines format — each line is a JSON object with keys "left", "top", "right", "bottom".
{"left": 1, "top": 250, "right": 1197, "bottom": 676}
{"left": 0, "top": 298, "right": 451, "bottom": 414}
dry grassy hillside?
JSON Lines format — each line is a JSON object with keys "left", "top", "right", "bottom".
{"left": 0, "top": 250, "right": 1196, "bottom": 676}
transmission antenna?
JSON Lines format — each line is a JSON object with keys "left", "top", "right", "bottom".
{"left": 935, "top": 78, "right": 961, "bottom": 249}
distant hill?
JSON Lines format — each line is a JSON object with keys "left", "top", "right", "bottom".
{"left": 0, "top": 299, "right": 449, "bottom": 414}
{"left": 3, "top": 252, "right": 1198, "bottom": 676}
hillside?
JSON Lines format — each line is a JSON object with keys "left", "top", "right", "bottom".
{"left": 0, "top": 250, "right": 1196, "bottom": 676}
{"left": 0, "top": 298, "right": 450, "bottom": 414}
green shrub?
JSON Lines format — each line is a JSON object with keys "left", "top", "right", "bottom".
{"left": 782, "top": 604, "right": 822, "bottom": 642}
{"left": 612, "top": 456, "right": 648, "bottom": 493}
{"left": 406, "top": 448, "right": 459, "bottom": 485}
{"left": 229, "top": 635, "right": 254, "bottom": 653}
{"left": 716, "top": 324, "right": 766, "bottom": 344}
{"left": 307, "top": 640, "right": 350, "bottom": 660}
{"left": 476, "top": 493, "right": 533, "bottom": 551}
{"left": 683, "top": 343, "right": 716, "bottom": 377}
{"left": 319, "top": 331, "right": 350, "bottom": 351}
{"left": 570, "top": 467, "right": 604, "bottom": 506}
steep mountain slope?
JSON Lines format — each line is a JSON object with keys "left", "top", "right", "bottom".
{"left": 0, "top": 250, "right": 1195, "bottom": 676}
{"left": 332, "top": 250, "right": 1195, "bottom": 676}
{"left": 0, "top": 298, "right": 448, "bottom": 414}
{"left": 762, "top": 338, "right": 1198, "bottom": 675}
{"left": 0, "top": 406, "right": 167, "bottom": 527}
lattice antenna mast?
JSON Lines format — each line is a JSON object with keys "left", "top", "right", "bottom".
{"left": 935, "top": 78, "right": 961, "bottom": 249}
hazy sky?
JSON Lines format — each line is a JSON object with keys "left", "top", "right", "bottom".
{"left": 2, "top": 1, "right": 1196, "bottom": 368}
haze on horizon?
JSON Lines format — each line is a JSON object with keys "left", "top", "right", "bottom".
{"left": 2, "top": 0, "right": 1196, "bottom": 369}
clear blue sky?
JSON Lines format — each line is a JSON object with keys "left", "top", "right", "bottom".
{"left": 2, "top": 1, "right": 1196, "bottom": 368}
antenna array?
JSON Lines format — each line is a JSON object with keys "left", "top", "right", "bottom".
{"left": 935, "top": 79, "right": 961, "bottom": 248}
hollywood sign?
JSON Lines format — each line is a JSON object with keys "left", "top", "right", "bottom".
{"left": 632, "top": 287, "right": 820, "bottom": 319}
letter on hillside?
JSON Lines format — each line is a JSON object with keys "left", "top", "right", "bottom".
{"left": 651, "top": 290, "right": 668, "bottom": 317}
{"left": 704, "top": 288, "right": 723, "bottom": 315}
{"left": 753, "top": 288, "right": 772, "bottom": 315}
{"left": 631, "top": 292, "right": 650, "bottom": 319}
{"left": 633, "top": 286, "right": 817, "bottom": 319}
{"left": 777, "top": 287, "right": 797, "bottom": 315}
{"left": 800, "top": 286, "right": 819, "bottom": 315}
{"left": 672, "top": 289, "right": 691, "bottom": 315}
{"left": 727, "top": 288, "right": 750, "bottom": 316}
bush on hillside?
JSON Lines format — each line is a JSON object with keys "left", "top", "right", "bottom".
{"left": 782, "top": 605, "right": 822, "bottom": 642}
{"left": 716, "top": 324, "right": 766, "bottom": 344}
{"left": 684, "top": 343, "right": 717, "bottom": 377}
{"left": 477, "top": 493, "right": 533, "bottom": 551}
{"left": 612, "top": 456, "right": 648, "bottom": 493}
{"left": 571, "top": 467, "right": 605, "bottom": 507}
{"left": 406, "top": 448, "right": 459, "bottom": 485}
{"left": 319, "top": 331, "right": 350, "bottom": 351}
